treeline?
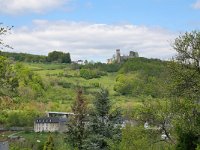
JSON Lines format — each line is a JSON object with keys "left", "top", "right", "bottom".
{"left": 76, "top": 62, "right": 121, "bottom": 79}
{"left": 70, "top": 61, "right": 121, "bottom": 79}
{"left": 0, "top": 50, "right": 71, "bottom": 63}
{"left": 81, "top": 62, "right": 121, "bottom": 72}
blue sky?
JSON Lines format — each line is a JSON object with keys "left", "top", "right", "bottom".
{"left": 1, "top": 0, "right": 200, "bottom": 61}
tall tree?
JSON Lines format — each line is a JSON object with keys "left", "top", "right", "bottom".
{"left": 84, "top": 88, "right": 122, "bottom": 150}
{"left": 0, "top": 56, "right": 18, "bottom": 96}
{"left": 170, "top": 31, "right": 200, "bottom": 150}
{"left": 66, "top": 88, "right": 88, "bottom": 150}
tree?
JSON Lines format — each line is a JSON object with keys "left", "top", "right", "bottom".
{"left": 0, "top": 56, "right": 19, "bottom": 96}
{"left": 43, "top": 134, "right": 54, "bottom": 150}
{"left": 47, "top": 51, "right": 71, "bottom": 63}
{"left": 66, "top": 88, "right": 88, "bottom": 150}
{"left": 120, "top": 31, "right": 200, "bottom": 149}
{"left": 170, "top": 31, "right": 200, "bottom": 150}
{"left": 119, "top": 125, "right": 163, "bottom": 150}
{"left": 84, "top": 89, "right": 122, "bottom": 150}
{"left": 0, "top": 23, "right": 13, "bottom": 50}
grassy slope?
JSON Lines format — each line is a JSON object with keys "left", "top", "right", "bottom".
{"left": 22, "top": 62, "right": 142, "bottom": 113}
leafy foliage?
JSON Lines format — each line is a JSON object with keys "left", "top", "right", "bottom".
{"left": 170, "top": 31, "right": 200, "bottom": 150}
{"left": 80, "top": 69, "right": 106, "bottom": 79}
{"left": 114, "top": 57, "right": 169, "bottom": 98}
{"left": 0, "top": 56, "right": 19, "bottom": 96}
{"left": 47, "top": 51, "right": 71, "bottom": 63}
{"left": 0, "top": 24, "right": 13, "bottom": 50}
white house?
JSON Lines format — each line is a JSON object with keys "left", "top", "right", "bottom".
{"left": 34, "top": 112, "right": 74, "bottom": 132}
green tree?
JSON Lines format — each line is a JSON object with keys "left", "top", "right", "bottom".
{"left": 0, "top": 56, "right": 19, "bottom": 96}
{"left": 84, "top": 89, "right": 122, "bottom": 150}
{"left": 170, "top": 31, "right": 200, "bottom": 150}
{"left": 66, "top": 88, "right": 88, "bottom": 150}
{"left": 47, "top": 51, "right": 71, "bottom": 63}
{"left": 119, "top": 125, "right": 161, "bottom": 150}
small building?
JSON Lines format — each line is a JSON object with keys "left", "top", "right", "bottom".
{"left": 34, "top": 112, "right": 74, "bottom": 133}
{"left": 34, "top": 117, "right": 67, "bottom": 132}
{"left": 72, "top": 60, "right": 85, "bottom": 65}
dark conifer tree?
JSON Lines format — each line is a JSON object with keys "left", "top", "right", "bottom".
{"left": 84, "top": 88, "right": 122, "bottom": 150}
{"left": 66, "top": 88, "right": 88, "bottom": 150}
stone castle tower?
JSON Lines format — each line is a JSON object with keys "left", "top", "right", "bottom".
{"left": 116, "top": 49, "right": 121, "bottom": 63}
{"left": 107, "top": 49, "right": 139, "bottom": 64}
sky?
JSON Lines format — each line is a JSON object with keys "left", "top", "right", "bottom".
{"left": 0, "top": 0, "right": 200, "bottom": 62}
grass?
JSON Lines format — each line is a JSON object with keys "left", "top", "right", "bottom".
{"left": 8, "top": 131, "right": 67, "bottom": 150}
{"left": 19, "top": 62, "right": 145, "bottom": 113}
{"left": 23, "top": 62, "right": 69, "bottom": 70}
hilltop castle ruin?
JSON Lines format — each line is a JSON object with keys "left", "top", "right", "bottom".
{"left": 107, "top": 49, "right": 139, "bottom": 64}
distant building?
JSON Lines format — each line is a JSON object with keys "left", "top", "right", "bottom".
{"left": 34, "top": 112, "right": 74, "bottom": 133}
{"left": 72, "top": 60, "right": 85, "bottom": 65}
{"left": 34, "top": 117, "right": 67, "bottom": 132}
{"left": 107, "top": 49, "right": 139, "bottom": 64}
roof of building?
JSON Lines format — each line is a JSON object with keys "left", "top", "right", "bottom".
{"left": 47, "top": 111, "right": 74, "bottom": 115}
{"left": 35, "top": 117, "right": 67, "bottom": 123}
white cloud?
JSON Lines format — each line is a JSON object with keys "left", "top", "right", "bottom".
{"left": 0, "top": 0, "right": 69, "bottom": 14}
{"left": 192, "top": 0, "right": 200, "bottom": 9}
{"left": 4, "top": 20, "right": 177, "bottom": 62}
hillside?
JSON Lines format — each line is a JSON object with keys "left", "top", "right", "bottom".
{"left": 0, "top": 55, "right": 169, "bottom": 127}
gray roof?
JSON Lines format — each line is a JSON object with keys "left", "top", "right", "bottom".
{"left": 35, "top": 117, "right": 67, "bottom": 123}
{"left": 47, "top": 112, "right": 74, "bottom": 115}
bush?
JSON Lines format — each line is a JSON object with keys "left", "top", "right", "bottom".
{"left": 57, "top": 80, "right": 72, "bottom": 88}
{"left": 79, "top": 69, "right": 106, "bottom": 79}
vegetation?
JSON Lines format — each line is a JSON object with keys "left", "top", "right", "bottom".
{"left": 0, "top": 51, "right": 47, "bottom": 62}
{"left": 169, "top": 31, "right": 200, "bottom": 150}
{"left": 80, "top": 68, "right": 106, "bottom": 79}
{"left": 0, "top": 50, "right": 71, "bottom": 63}
{"left": 0, "top": 25, "right": 199, "bottom": 150}
{"left": 0, "top": 24, "right": 13, "bottom": 50}
{"left": 66, "top": 88, "right": 88, "bottom": 149}
{"left": 83, "top": 89, "right": 122, "bottom": 150}
{"left": 47, "top": 51, "right": 71, "bottom": 63}
{"left": 43, "top": 134, "right": 54, "bottom": 150}
{"left": 114, "top": 57, "right": 169, "bottom": 98}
